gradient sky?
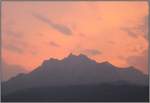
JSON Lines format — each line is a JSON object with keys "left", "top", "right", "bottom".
{"left": 2, "top": 1, "right": 149, "bottom": 74}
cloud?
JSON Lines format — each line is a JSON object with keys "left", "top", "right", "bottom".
{"left": 79, "top": 33, "right": 86, "bottom": 37}
{"left": 82, "top": 49, "right": 101, "bottom": 56}
{"left": 121, "top": 15, "right": 148, "bottom": 39}
{"left": 6, "top": 29, "right": 24, "bottom": 38}
{"left": 49, "top": 41, "right": 60, "bottom": 47}
{"left": 136, "top": 15, "right": 148, "bottom": 39}
{"left": 32, "top": 13, "right": 72, "bottom": 35}
{"left": 108, "top": 40, "right": 115, "bottom": 45}
{"left": 72, "top": 45, "right": 101, "bottom": 56}
{"left": 5, "top": 29, "right": 29, "bottom": 47}
{"left": 31, "top": 51, "right": 38, "bottom": 56}
{"left": 121, "top": 27, "right": 138, "bottom": 38}
{"left": 3, "top": 44, "right": 24, "bottom": 54}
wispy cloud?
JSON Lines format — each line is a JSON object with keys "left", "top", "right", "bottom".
{"left": 32, "top": 13, "right": 72, "bottom": 35}
{"left": 121, "top": 27, "right": 138, "bottom": 38}
{"left": 49, "top": 41, "right": 60, "bottom": 47}
{"left": 121, "top": 15, "right": 148, "bottom": 39}
{"left": 82, "top": 49, "right": 101, "bottom": 56}
{"left": 136, "top": 15, "right": 148, "bottom": 39}
{"left": 3, "top": 44, "right": 24, "bottom": 54}
{"left": 5, "top": 29, "right": 29, "bottom": 47}
{"left": 7, "top": 30, "right": 23, "bottom": 38}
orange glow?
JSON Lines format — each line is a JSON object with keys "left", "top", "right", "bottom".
{"left": 2, "top": 1, "right": 149, "bottom": 74}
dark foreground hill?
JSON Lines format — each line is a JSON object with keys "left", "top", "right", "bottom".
{"left": 1, "top": 53, "right": 149, "bottom": 102}
{"left": 2, "top": 83, "right": 149, "bottom": 102}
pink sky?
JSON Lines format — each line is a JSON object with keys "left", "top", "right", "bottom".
{"left": 2, "top": 1, "right": 149, "bottom": 74}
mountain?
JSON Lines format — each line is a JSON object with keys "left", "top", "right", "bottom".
{"left": 1, "top": 60, "right": 27, "bottom": 81}
{"left": 2, "top": 53, "right": 149, "bottom": 102}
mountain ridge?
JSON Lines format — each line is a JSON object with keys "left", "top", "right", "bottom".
{"left": 2, "top": 53, "right": 149, "bottom": 96}
{"left": 39, "top": 53, "right": 145, "bottom": 73}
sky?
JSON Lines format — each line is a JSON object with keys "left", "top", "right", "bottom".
{"left": 2, "top": 1, "right": 149, "bottom": 74}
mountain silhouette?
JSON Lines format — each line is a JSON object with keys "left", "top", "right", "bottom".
{"left": 1, "top": 60, "right": 27, "bottom": 81}
{"left": 2, "top": 53, "right": 149, "bottom": 102}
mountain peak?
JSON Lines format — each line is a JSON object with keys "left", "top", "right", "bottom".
{"left": 61, "top": 53, "right": 92, "bottom": 63}
{"left": 100, "top": 61, "right": 113, "bottom": 66}
{"left": 67, "top": 53, "right": 76, "bottom": 58}
{"left": 66, "top": 53, "right": 89, "bottom": 60}
{"left": 78, "top": 53, "right": 88, "bottom": 58}
{"left": 67, "top": 53, "right": 88, "bottom": 58}
{"left": 41, "top": 58, "right": 60, "bottom": 66}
